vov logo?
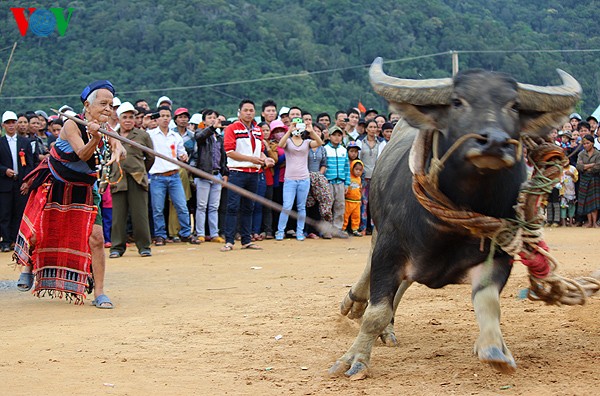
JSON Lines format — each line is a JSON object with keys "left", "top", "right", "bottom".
{"left": 11, "top": 8, "right": 74, "bottom": 37}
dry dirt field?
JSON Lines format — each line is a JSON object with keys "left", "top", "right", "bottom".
{"left": 0, "top": 227, "right": 598, "bottom": 395}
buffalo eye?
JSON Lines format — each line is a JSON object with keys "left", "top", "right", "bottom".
{"left": 452, "top": 98, "right": 463, "bottom": 108}
{"left": 510, "top": 102, "right": 520, "bottom": 113}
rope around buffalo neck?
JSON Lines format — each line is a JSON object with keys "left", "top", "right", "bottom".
{"left": 412, "top": 130, "right": 600, "bottom": 306}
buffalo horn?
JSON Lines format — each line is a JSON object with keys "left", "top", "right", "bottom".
{"left": 517, "top": 69, "right": 582, "bottom": 112}
{"left": 369, "top": 57, "right": 453, "bottom": 105}
{"left": 370, "top": 57, "right": 581, "bottom": 113}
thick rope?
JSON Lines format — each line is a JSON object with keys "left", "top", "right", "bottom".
{"left": 412, "top": 131, "right": 600, "bottom": 306}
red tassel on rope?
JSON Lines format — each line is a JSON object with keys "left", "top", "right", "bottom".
{"left": 515, "top": 240, "right": 551, "bottom": 279}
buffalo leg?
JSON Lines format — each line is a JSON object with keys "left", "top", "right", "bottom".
{"left": 471, "top": 260, "right": 516, "bottom": 373}
{"left": 330, "top": 236, "right": 406, "bottom": 379}
{"left": 379, "top": 280, "right": 412, "bottom": 346}
{"left": 340, "top": 228, "right": 378, "bottom": 319}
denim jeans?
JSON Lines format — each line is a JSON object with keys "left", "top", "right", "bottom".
{"left": 252, "top": 173, "right": 267, "bottom": 234}
{"left": 195, "top": 175, "right": 222, "bottom": 237}
{"left": 225, "top": 171, "right": 258, "bottom": 245}
{"left": 277, "top": 178, "right": 310, "bottom": 235}
{"left": 150, "top": 173, "right": 191, "bottom": 239}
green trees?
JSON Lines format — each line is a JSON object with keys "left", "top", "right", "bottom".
{"left": 0, "top": 0, "right": 598, "bottom": 117}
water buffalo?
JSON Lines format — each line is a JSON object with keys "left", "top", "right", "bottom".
{"left": 329, "top": 58, "right": 581, "bottom": 379}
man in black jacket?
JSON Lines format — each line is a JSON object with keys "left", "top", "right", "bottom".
{"left": 193, "top": 109, "right": 229, "bottom": 243}
{"left": 0, "top": 111, "right": 34, "bottom": 252}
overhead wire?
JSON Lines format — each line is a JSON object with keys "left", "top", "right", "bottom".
{"left": 0, "top": 49, "right": 598, "bottom": 101}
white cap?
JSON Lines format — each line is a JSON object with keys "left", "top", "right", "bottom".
{"left": 112, "top": 97, "right": 122, "bottom": 107}
{"left": 190, "top": 113, "right": 202, "bottom": 125}
{"left": 278, "top": 106, "right": 290, "bottom": 117}
{"left": 2, "top": 111, "right": 17, "bottom": 123}
{"left": 58, "top": 105, "right": 73, "bottom": 113}
{"left": 116, "top": 101, "right": 137, "bottom": 117}
{"left": 61, "top": 110, "right": 77, "bottom": 122}
{"left": 156, "top": 95, "right": 172, "bottom": 107}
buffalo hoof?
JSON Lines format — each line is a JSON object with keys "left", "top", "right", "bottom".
{"left": 328, "top": 360, "right": 350, "bottom": 377}
{"left": 478, "top": 346, "right": 517, "bottom": 373}
{"left": 340, "top": 290, "right": 368, "bottom": 319}
{"left": 379, "top": 323, "right": 398, "bottom": 346}
{"left": 328, "top": 360, "right": 370, "bottom": 380}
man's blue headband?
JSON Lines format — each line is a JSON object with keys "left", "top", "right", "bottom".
{"left": 80, "top": 80, "right": 115, "bottom": 104}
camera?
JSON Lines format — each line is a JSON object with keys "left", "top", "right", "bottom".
{"left": 150, "top": 112, "right": 160, "bottom": 120}
{"left": 343, "top": 117, "right": 350, "bottom": 122}
{"left": 221, "top": 121, "right": 232, "bottom": 127}
{"left": 292, "top": 117, "right": 305, "bottom": 133}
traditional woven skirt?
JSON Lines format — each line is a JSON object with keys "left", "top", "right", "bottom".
{"left": 576, "top": 172, "right": 600, "bottom": 215}
{"left": 14, "top": 153, "right": 97, "bottom": 304}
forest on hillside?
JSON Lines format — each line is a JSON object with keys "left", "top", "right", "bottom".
{"left": 0, "top": 0, "right": 599, "bottom": 117}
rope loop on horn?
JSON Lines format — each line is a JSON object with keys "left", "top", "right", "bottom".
{"left": 411, "top": 130, "right": 600, "bottom": 306}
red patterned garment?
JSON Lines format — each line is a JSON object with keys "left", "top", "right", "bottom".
{"left": 14, "top": 141, "right": 98, "bottom": 304}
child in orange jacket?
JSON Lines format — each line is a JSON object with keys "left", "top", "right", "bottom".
{"left": 343, "top": 160, "right": 364, "bottom": 236}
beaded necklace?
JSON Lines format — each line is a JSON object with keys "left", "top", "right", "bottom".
{"left": 87, "top": 124, "right": 123, "bottom": 187}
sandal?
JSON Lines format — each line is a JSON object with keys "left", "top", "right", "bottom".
{"left": 220, "top": 243, "right": 234, "bottom": 252}
{"left": 181, "top": 235, "right": 201, "bottom": 244}
{"left": 91, "top": 294, "right": 114, "bottom": 309}
{"left": 17, "top": 272, "right": 34, "bottom": 292}
{"left": 241, "top": 243, "right": 262, "bottom": 250}
{"left": 109, "top": 251, "right": 122, "bottom": 259}
{"left": 155, "top": 237, "right": 166, "bottom": 246}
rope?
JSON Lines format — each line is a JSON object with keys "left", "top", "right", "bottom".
{"left": 411, "top": 130, "right": 600, "bottom": 306}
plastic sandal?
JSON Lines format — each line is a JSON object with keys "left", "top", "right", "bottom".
{"left": 91, "top": 294, "right": 114, "bottom": 309}
{"left": 17, "top": 272, "right": 34, "bottom": 292}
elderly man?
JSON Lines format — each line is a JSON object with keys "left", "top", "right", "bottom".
{"left": 148, "top": 106, "right": 199, "bottom": 246}
{"left": 14, "top": 80, "right": 126, "bottom": 308}
{"left": 108, "top": 102, "right": 155, "bottom": 258}
{"left": 0, "top": 111, "right": 34, "bottom": 252}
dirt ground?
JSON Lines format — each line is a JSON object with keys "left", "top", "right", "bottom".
{"left": 0, "top": 227, "right": 598, "bottom": 395}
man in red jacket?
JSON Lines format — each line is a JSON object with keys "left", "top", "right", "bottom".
{"left": 221, "top": 99, "right": 272, "bottom": 251}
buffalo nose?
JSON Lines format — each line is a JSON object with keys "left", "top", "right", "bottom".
{"left": 477, "top": 129, "right": 512, "bottom": 153}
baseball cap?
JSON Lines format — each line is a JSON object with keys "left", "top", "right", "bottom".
{"left": 35, "top": 110, "right": 48, "bottom": 119}
{"left": 278, "top": 106, "right": 290, "bottom": 117}
{"left": 174, "top": 107, "right": 190, "bottom": 118}
{"left": 156, "top": 96, "right": 172, "bottom": 107}
{"left": 112, "top": 97, "right": 122, "bottom": 107}
{"left": 190, "top": 113, "right": 202, "bottom": 125}
{"left": 347, "top": 141, "right": 361, "bottom": 150}
{"left": 2, "top": 111, "right": 18, "bottom": 123}
{"left": 116, "top": 101, "right": 137, "bottom": 117}
{"left": 61, "top": 110, "right": 77, "bottom": 121}
{"left": 381, "top": 122, "right": 394, "bottom": 131}
{"left": 358, "top": 118, "right": 367, "bottom": 125}
{"left": 365, "top": 108, "right": 378, "bottom": 116}
{"left": 330, "top": 126, "right": 343, "bottom": 135}
{"left": 58, "top": 105, "right": 73, "bottom": 113}
{"left": 569, "top": 112, "right": 582, "bottom": 121}
{"left": 586, "top": 115, "right": 598, "bottom": 123}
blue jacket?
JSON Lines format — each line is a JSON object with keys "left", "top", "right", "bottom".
{"left": 324, "top": 142, "right": 350, "bottom": 186}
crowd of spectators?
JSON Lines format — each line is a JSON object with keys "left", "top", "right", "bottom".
{"left": 0, "top": 97, "right": 400, "bottom": 254}
{"left": 546, "top": 112, "right": 600, "bottom": 228}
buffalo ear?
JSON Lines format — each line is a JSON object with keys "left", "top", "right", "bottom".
{"left": 392, "top": 103, "right": 449, "bottom": 131}
{"left": 519, "top": 110, "right": 569, "bottom": 137}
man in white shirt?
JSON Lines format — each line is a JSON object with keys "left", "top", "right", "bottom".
{"left": 148, "top": 106, "right": 199, "bottom": 245}
{"left": 0, "top": 111, "right": 34, "bottom": 252}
